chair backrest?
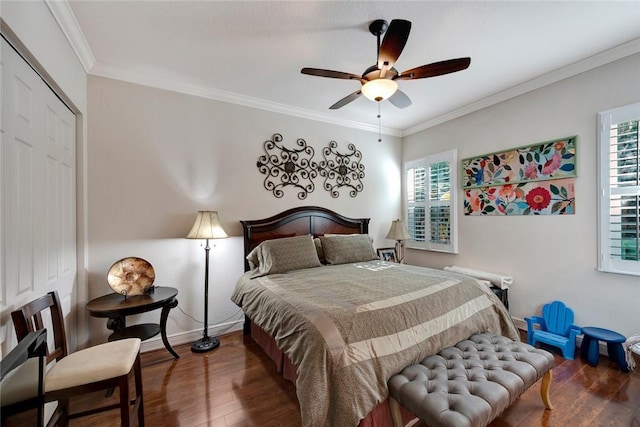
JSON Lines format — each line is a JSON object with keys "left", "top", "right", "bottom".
{"left": 11, "top": 291, "right": 68, "bottom": 364}
{"left": 1, "top": 329, "right": 47, "bottom": 426}
{"left": 542, "top": 300, "right": 575, "bottom": 337}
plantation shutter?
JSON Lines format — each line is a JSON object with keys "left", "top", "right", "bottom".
{"left": 429, "top": 161, "right": 451, "bottom": 245}
{"left": 598, "top": 103, "right": 640, "bottom": 276}
{"left": 407, "top": 165, "right": 426, "bottom": 243}
{"left": 405, "top": 150, "right": 458, "bottom": 253}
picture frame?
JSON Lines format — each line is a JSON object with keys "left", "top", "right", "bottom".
{"left": 377, "top": 247, "right": 398, "bottom": 263}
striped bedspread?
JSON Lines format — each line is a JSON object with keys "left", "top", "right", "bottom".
{"left": 231, "top": 261, "right": 518, "bottom": 427}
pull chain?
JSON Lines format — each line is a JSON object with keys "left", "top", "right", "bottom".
{"left": 377, "top": 102, "right": 382, "bottom": 142}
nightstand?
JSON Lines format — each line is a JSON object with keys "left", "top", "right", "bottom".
{"left": 86, "top": 286, "right": 180, "bottom": 358}
{"left": 490, "top": 287, "right": 509, "bottom": 310}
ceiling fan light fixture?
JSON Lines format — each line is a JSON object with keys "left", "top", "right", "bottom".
{"left": 301, "top": 19, "right": 469, "bottom": 110}
{"left": 361, "top": 79, "right": 398, "bottom": 102}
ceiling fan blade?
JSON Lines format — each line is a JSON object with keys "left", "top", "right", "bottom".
{"left": 397, "top": 57, "right": 471, "bottom": 80}
{"left": 329, "top": 90, "right": 362, "bottom": 110}
{"left": 301, "top": 68, "right": 363, "bottom": 82}
{"left": 388, "top": 90, "right": 412, "bottom": 109}
{"left": 378, "top": 19, "right": 411, "bottom": 74}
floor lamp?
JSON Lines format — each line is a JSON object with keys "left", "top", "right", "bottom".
{"left": 186, "top": 211, "right": 228, "bottom": 353}
{"left": 386, "top": 219, "right": 410, "bottom": 264}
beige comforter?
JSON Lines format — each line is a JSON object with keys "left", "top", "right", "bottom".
{"left": 231, "top": 261, "right": 518, "bottom": 427}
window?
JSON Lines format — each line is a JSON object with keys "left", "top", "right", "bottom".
{"left": 405, "top": 149, "right": 458, "bottom": 253}
{"left": 597, "top": 102, "right": 640, "bottom": 276}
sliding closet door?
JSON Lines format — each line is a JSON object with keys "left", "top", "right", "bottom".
{"left": 1, "top": 37, "right": 76, "bottom": 348}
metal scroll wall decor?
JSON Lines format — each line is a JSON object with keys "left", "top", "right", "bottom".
{"left": 257, "top": 133, "right": 317, "bottom": 200}
{"left": 257, "top": 133, "right": 365, "bottom": 199}
{"left": 319, "top": 141, "right": 365, "bottom": 198}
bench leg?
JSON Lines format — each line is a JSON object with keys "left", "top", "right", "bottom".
{"left": 540, "top": 370, "right": 553, "bottom": 410}
{"left": 389, "top": 397, "right": 405, "bottom": 427}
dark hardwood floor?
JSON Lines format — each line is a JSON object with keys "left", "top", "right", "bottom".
{"left": 69, "top": 331, "right": 640, "bottom": 427}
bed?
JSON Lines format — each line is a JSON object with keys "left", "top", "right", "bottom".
{"left": 231, "top": 206, "right": 518, "bottom": 427}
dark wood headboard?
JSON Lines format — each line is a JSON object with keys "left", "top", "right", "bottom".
{"left": 240, "top": 206, "right": 370, "bottom": 272}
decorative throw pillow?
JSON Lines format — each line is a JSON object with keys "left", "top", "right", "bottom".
{"left": 251, "top": 235, "right": 321, "bottom": 276}
{"left": 320, "top": 234, "right": 378, "bottom": 265}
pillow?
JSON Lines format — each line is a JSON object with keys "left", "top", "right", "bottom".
{"left": 246, "top": 233, "right": 297, "bottom": 269}
{"left": 246, "top": 246, "right": 260, "bottom": 270}
{"left": 320, "top": 234, "right": 379, "bottom": 265}
{"left": 324, "top": 233, "right": 374, "bottom": 244}
{"left": 312, "top": 234, "right": 365, "bottom": 264}
{"left": 313, "top": 237, "right": 325, "bottom": 264}
{"left": 250, "top": 235, "right": 321, "bottom": 276}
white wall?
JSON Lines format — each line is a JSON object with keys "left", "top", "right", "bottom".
{"left": 87, "top": 75, "right": 402, "bottom": 348}
{"left": 403, "top": 53, "right": 640, "bottom": 337}
{"left": 1, "top": 0, "right": 89, "bottom": 349}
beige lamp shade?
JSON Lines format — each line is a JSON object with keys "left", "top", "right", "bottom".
{"left": 386, "top": 219, "right": 410, "bottom": 241}
{"left": 186, "top": 211, "right": 228, "bottom": 239}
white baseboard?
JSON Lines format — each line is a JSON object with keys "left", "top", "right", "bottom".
{"left": 140, "top": 319, "right": 244, "bottom": 354}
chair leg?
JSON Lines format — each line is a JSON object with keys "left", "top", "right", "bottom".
{"left": 134, "top": 354, "right": 145, "bottom": 427}
{"left": 119, "top": 374, "right": 131, "bottom": 427}
{"left": 561, "top": 343, "right": 575, "bottom": 360}
{"left": 47, "top": 400, "right": 69, "bottom": 427}
{"left": 47, "top": 399, "right": 69, "bottom": 427}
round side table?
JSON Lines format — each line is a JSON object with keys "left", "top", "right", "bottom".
{"left": 86, "top": 286, "right": 180, "bottom": 358}
{"left": 580, "top": 326, "right": 627, "bottom": 372}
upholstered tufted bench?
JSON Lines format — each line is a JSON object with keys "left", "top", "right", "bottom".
{"left": 388, "top": 333, "right": 554, "bottom": 427}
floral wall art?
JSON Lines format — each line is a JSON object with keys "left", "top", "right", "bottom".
{"left": 462, "top": 137, "right": 577, "bottom": 215}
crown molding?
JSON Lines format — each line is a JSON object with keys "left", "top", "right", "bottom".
{"left": 89, "top": 61, "right": 402, "bottom": 137}
{"left": 49, "top": 0, "right": 637, "bottom": 138}
{"left": 45, "top": 0, "right": 95, "bottom": 72}
{"left": 403, "top": 37, "right": 640, "bottom": 136}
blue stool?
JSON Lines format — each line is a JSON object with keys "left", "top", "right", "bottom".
{"left": 580, "top": 326, "right": 628, "bottom": 372}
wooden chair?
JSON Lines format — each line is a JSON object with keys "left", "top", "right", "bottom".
{"left": 1, "top": 329, "right": 47, "bottom": 426}
{"left": 525, "top": 300, "right": 581, "bottom": 360}
{"left": 11, "top": 291, "right": 144, "bottom": 427}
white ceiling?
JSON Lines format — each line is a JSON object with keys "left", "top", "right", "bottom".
{"left": 59, "top": 1, "right": 640, "bottom": 135}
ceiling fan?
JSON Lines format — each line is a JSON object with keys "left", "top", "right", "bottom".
{"left": 301, "top": 19, "right": 471, "bottom": 110}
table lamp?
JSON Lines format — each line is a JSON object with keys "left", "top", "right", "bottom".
{"left": 186, "top": 210, "right": 228, "bottom": 352}
{"left": 386, "top": 219, "right": 410, "bottom": 264}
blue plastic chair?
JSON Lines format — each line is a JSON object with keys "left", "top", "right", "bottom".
{"left": 525, "top": 300, "right": 581, "bottom": 360}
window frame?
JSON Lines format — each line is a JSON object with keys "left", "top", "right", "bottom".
{"left": 404, "top": 149, "right": 458, "bottom": 254}
{"left": 597, "top": 102, "right": 640, "bottom": 276}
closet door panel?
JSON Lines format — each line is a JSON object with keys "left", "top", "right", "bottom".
{"left": 0, "top": 44, "right": 4, "bottom": 306}
{"left": 1, "top": 37, "right": 76, "bottom": 324}
{"left": 2, "top": 40, "right": 41, "bottom": 302}
{"left": 42, "top": 83, "right": 75, "bottom": 296}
